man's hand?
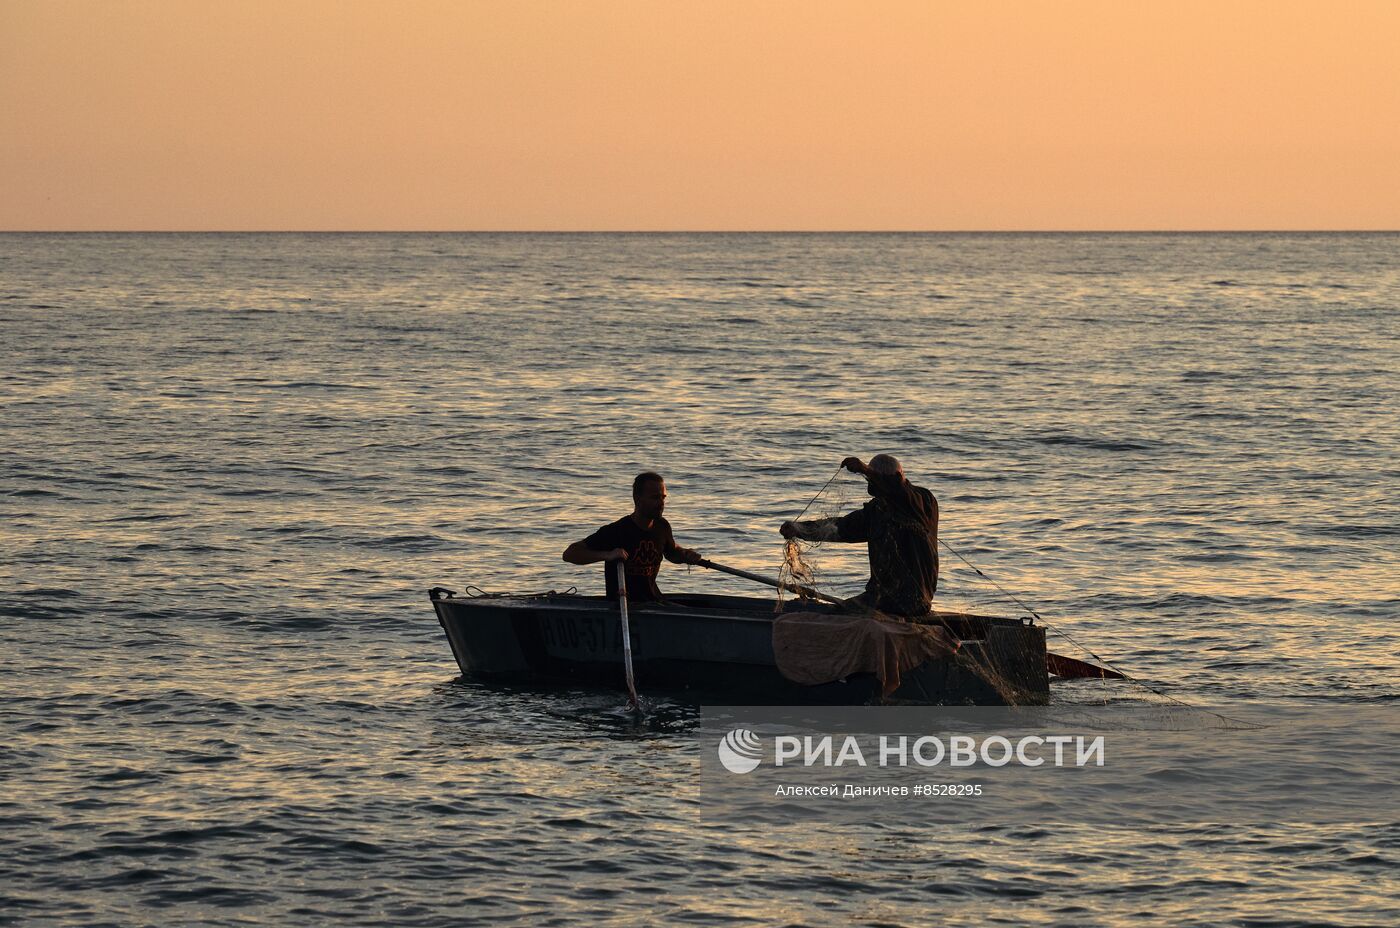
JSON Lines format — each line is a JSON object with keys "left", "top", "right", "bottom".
{"left": 841, "top": 456, "right": 868, "bottom": 475}
{"left": 608, "top": 548, "right": 629, "bottom": 561}
{"left": 779, "top": 521, "right": 798, "bottom": 539}
{"left": 681, "top": 549, "right": 703, "bottom": 565}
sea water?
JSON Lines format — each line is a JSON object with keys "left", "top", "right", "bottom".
{"left": 2, "top": 233, "right": 1397, "bottom": 925}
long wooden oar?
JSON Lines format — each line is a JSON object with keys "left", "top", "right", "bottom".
{"left": 696, "top": 558, "right": 843, "bottom": 605}
{"left": 615, "top": 559, "right": 640, "bottom": 710}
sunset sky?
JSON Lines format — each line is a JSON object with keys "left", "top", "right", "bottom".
{"left": 2, "top": 0, "right": 1397, "bottom": 230}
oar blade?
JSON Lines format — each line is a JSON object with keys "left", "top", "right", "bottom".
{"left": 1047, "top": 651, "right": 1125, "bottom": 680}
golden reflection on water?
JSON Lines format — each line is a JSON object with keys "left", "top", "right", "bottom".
{"left": 5, "top": 232, "right": 1397, "bottom": 925}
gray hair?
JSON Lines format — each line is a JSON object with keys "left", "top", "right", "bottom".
{"left": 868, "top": 454, "right": 903, "bottom": 476}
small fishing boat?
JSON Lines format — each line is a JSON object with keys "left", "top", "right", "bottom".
{"left": 428, "top": 587, "right": 1052, "bottom": 705}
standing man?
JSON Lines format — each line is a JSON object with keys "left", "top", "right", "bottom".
{"left": 563, "top": 472, "right": 703, "bottom": 602}
{"left": 780, "top": 455, "right": 938, "bottom": 617}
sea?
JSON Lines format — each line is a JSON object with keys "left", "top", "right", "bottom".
{"left": 2, "top": 232, "right": 1397, "bottom": 926}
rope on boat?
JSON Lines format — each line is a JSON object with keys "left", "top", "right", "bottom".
{"left": 456, "top": 585, "right": 577, "bottom": 600}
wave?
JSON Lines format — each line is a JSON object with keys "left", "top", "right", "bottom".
{"left": 1027, "top": 431, "right": 1161, "bottom": 452}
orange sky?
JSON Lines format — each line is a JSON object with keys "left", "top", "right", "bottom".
{"left": 2, "top": 0, "right": 1397, "bottom": 230}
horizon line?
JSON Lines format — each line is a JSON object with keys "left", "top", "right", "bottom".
{"left": 3, "top": 228, "right": 1399, "bottom": 235}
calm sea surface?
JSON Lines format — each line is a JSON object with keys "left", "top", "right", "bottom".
{"left": 2, "top": 233, "right": 1397, "bottom": 925}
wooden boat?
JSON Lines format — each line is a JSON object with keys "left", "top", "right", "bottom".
{"left": 429, "top": 587, "right": 1050, "bottom": 705}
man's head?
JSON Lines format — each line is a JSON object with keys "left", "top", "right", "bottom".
{"left": 632, "top": 471, "right": 666, "bottom": 520}
{"left": 866, "top": 454, "right": 903, "bottom": 493}
{"left": 868, "top": 454, "right": 903, "bottom": 477}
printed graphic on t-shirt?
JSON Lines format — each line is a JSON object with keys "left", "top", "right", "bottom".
{"left": 629, "top": 539, "right": 663, "bottom": 578}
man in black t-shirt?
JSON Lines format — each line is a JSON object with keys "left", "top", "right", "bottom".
{"left": 563, "top": 472, "right": 703, "bottom": 601}
{"left": 780, "top": 454, "right": 939, "bottom": 618}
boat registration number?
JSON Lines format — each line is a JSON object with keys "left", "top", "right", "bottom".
{"left": 538, "top": 614, "right": 629, "bottom": 656}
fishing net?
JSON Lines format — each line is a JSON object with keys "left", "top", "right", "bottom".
{"left": 770, "top": 468, "right": 1035, "bottom": 704}
{"left": 770, "top": 465, "right": 1222, "bottom": 711}
{"left": 774, "top": 468, "right": 861, "bottom": 609}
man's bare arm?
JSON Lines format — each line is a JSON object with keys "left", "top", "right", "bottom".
{"left": 664, "top": 545, "right": 703, "bottom": 565}
{"left": 562, "top": 541, "right": 627, "bottom": 564}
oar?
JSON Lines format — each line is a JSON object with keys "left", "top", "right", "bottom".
{"left": 615, "top": 559, "right": 641, "bottom": 710}
{"left": 695, "top": 558, "right": 844, "bottom": 606}
{"left": 1046, "top": 650, "right": 1125, "bottom": 680}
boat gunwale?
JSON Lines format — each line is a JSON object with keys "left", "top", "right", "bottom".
{"left": 431, "top": 591, "right": 1035, "bottom": 630}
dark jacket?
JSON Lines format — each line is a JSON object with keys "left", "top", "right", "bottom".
{"left": 792, "top": 474, "right": 938, "bottom": 617}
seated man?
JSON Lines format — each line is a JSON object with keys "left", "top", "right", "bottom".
{"left": 780, "top": 455, "right": 939, "bottom": 618}
{"left": 563, "top": 471, "right": 703, "bottom": 602}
